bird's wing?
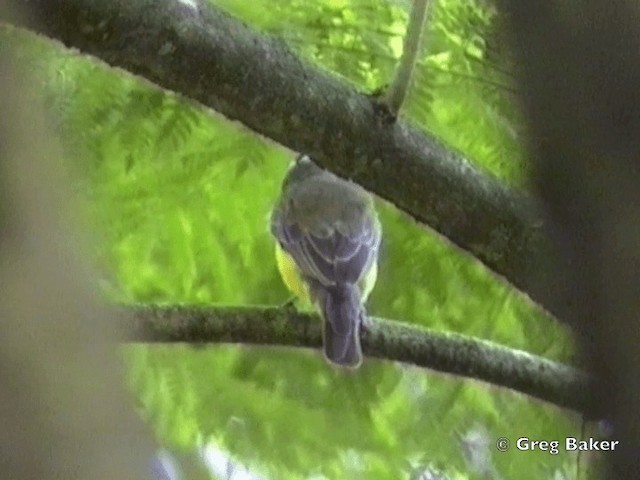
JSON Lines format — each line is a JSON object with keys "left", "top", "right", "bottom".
{"left": 271, "top": 202, "right": 381, "bottom": 288}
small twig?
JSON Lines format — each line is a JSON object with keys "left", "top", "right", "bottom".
{"left": 384, "top": 0, "right": 432, "bottom": 117}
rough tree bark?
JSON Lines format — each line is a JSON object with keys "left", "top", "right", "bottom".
{"left": 123, "top": 304, "right": 591, "bottom": 413}
{"left": 1, "top": 0, "right": 561, "bottom": 319}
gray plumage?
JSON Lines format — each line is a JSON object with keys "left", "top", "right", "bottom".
{"left": 271, "top": 156, "right": 381, "bottom": 367}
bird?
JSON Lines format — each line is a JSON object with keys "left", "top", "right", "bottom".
{"left": 270, "top": 155, "right": 381, "bottom": 368}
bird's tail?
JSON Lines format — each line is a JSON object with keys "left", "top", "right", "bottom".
{"left": 318, "top": 284, "right": 363, "bottom": 368}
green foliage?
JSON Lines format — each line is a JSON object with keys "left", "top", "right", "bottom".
{"left": 4, "top": 0, "right": 586, "bottom": 478}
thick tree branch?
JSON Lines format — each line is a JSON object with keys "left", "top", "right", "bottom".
{"left": 122, "top": 304, "right": 591, "bottom": 413}
{"left": 2, "top": 0, "right": 559, "bottom": 317}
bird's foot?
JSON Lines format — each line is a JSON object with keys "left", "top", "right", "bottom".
{"left": 360, "top": 311, "right": 374, "bottom": 333}
{"left": 279, "top": 295, "right": 299, "bottom": 312}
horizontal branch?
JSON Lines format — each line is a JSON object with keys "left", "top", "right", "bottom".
{"left": 2, "top": 0, "right": 559, "bottom": 316}
{"left": 121, "top": 304, "right": 591, "bottom": 413}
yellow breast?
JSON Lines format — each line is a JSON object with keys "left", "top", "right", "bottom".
{"left": 274, "top": 243, "right": 378, "bottom": 305}
{"left": 275, "top": 243, "right": 312, "bottom": 304}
